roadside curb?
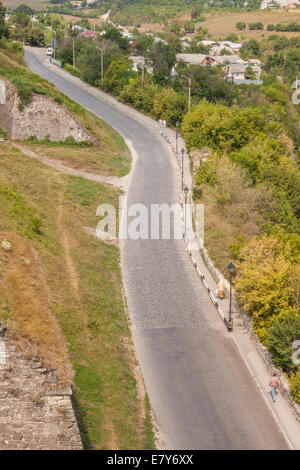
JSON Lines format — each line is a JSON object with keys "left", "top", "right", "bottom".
{"left": 161, "top": 130, "right": 228, "bottom": 327}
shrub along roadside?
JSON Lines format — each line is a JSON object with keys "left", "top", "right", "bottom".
{"left": 185, "top": 99, "right": 300, "bottom": 402}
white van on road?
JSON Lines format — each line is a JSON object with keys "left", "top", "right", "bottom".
{"left": 47, "top": 47, "right": 53, "bottom": 56}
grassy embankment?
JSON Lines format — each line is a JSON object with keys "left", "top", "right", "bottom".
{"left": 0, "top": 47, "right": 155, "bottom": 450}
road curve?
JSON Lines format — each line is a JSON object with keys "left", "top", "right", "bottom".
{"left": 25, "top": 49, "right": 288, "bottom": 450}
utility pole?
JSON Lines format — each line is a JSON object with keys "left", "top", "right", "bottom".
{"left": 188, "top": 77, "right": 191, "bottom": 113}
{"left": 142, "top": 59, "right": 145, "bottom": 87}
{"left": 101, "top": 48, "right": 104, "bottom": 81}
{"left": 96, "top": 40, "right": 108, "bottom": 81}
{"left": 72, "top": 37, "right": 76, "bottom": 69}
{"left": 179, "top": 74, "right": 191, "bottom": 113}
{"left": 54, "top": 30, "right": 56, "bottom": 60}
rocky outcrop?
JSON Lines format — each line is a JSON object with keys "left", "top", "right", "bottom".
{"left": 0, "top": 78, "right": 94, "bottom": 143}
{"left": 0, "top": 336, "right": 82, "bottom": 450}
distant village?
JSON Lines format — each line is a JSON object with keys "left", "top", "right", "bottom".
{"left": 131, "top": 39, "right": 262, "bottom": 85}
{"left": 7, "top": 0, "right": 300, "bottom": 86}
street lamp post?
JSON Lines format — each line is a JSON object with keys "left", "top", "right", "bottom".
{"left": 227, "top": 262, "right": 235, "bottom": 331}
{"left": 184, "top": 185, "right": 189, "bottom": 237}
{"left": 176, "top": 121, "right": 179, "bottom": 155}
{"left": 179, "top": 75, "right": 191, "bottom": 113}
{"left": 181, "top": 148, "right": 185, "bottom": 190}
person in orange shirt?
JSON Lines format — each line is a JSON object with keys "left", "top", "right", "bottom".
{"left": 269, "top": 372, "right": 280, "bottom": 402}
{"left": 217, "top": 281, "right": 225, "bottom": 300}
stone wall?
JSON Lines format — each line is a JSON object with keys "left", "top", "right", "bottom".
{"left": 0, "top": 78, "right": 94, "bottom": 143}
{"left": 0, "top": 337, "right": 82, "bottom": 450}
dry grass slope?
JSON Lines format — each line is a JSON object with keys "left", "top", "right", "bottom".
{"left": 199, "top": 10, "right": 300, "bottom": 39}
{"left": 0, "top": 231, "right": 72, "bottom": 387}
{"left": 3, "top": 0, "right": 51, "bottom": 9}
{"left": 0, "top": 46, "right": 154, "bottom": 450}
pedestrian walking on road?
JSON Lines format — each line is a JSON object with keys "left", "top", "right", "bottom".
{"left": 269, "top": 373, "right": 280, "bottom": 402}
{"left": 163, "top": 119, "right": 166, "bottom": 128}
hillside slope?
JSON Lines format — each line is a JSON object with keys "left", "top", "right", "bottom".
{"left": 0, "top": 45, "right": 154, "bottom": 450}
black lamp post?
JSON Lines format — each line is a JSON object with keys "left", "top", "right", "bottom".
{"left": 227, "top": 262, "right": 235, "bottom": 330}
{"left": 184, "top": 185, "right": 189, "bottom": 237}
{"left": 181, "top": 148, "right": 185, "bottom": 190}
{"left": 176, "top": 121, "right": 179, "bottom": 155}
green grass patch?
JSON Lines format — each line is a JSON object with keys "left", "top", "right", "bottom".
{"left": 0, "top": 142, "right": 150, "bottom": 449}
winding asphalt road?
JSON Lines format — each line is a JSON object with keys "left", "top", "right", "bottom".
{"left": 25, "top": 49, "right": 288, "bottom": 450}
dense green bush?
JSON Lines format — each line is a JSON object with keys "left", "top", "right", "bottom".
{"left": 249, "top": 22, "right": 263, "bottom": 31}
{"left": 236, "top": 22, "right": 246, "bottom": 30}
{"left": 266, "top": 313, "right": 300, "bottom": 372}
{"left": 103, "top": 56, "right": 133, "bottom": 95}
{"left": 182, "top": 100, "right": 268, "bottom": 152}
{"left": 290, "top": 372, "right": 300, "bottom": 403}
{"left": 13, "top": 80, "right": 47, "bottom": 110}
{"left": 153, "top": 88, "right": 187, "bottom": 125}
{"left": 120, "top": 78, "right": 160, "bottom": 114}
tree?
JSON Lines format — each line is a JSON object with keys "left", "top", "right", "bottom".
{"left": 182, "top": 100, "right": 266, "bottom": 152}
{"left": 229, "top": 136, "right": 282, "bottom": 181}
{"left": 266, "top": 313, "right": 300, "bottom": 372}
{"left": 26, "top": 27, "right": 45, "bottom": 46}
{"left": 246, "top": 65, "right": 256, "bottom": 80}
{"left": 225, "top": 32, "right": 238, "bottom": 42}
{"left": 102, "top": 26, "right": 129, "bottom": 52}
{"left": 240, "top": 39, "right": 262, "bottom": 59}
{"left": 290, "top": 372, "right": 300, "bottom": 403}
{"left": 14, "top": 11, "right": 30, "bottom": 28}
{"left": 131, "top": 34, "right": 153, "bottom": 55}
{"left": 249, "top": 22, "right": 263, "bottom": 31}
{"left": 0, "top": 2, "right": 9, "bottom": 39}
{"left": 235, "top": 235, "right": 297, "bottom": 341}
{"left": 153, "top": 88, "right": 187, "bottom": 125}
{"left": 236, "top": 22, "right": 246, "bottom": 30}
{"left": 170, "top": 23, "right": 181, "bottom": 36}
{"left": 57, "top": 38, "right": 73, "bottom": 65}
{"left": 285, "top": 49, "right": 300, "bottom": 81}
{"left": 15, "top": 4, "right": 34, "bottom": 16}
{"left": 147, "top": 42, "right": 176, "bottom": 86}
{"left": 103, "top": 55, "right": 133, "bottom": 95}
{"left": 191, "top": 6, "right": 201, "bottom": 19}
{"left": 176, "top": 65, "right": 237, "bottom": 106}
{"left": 184, "top": 21, "right": 195, "bottom": 34}
{"left": 76, "top": 41, "right": 101, "bottom": 84}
